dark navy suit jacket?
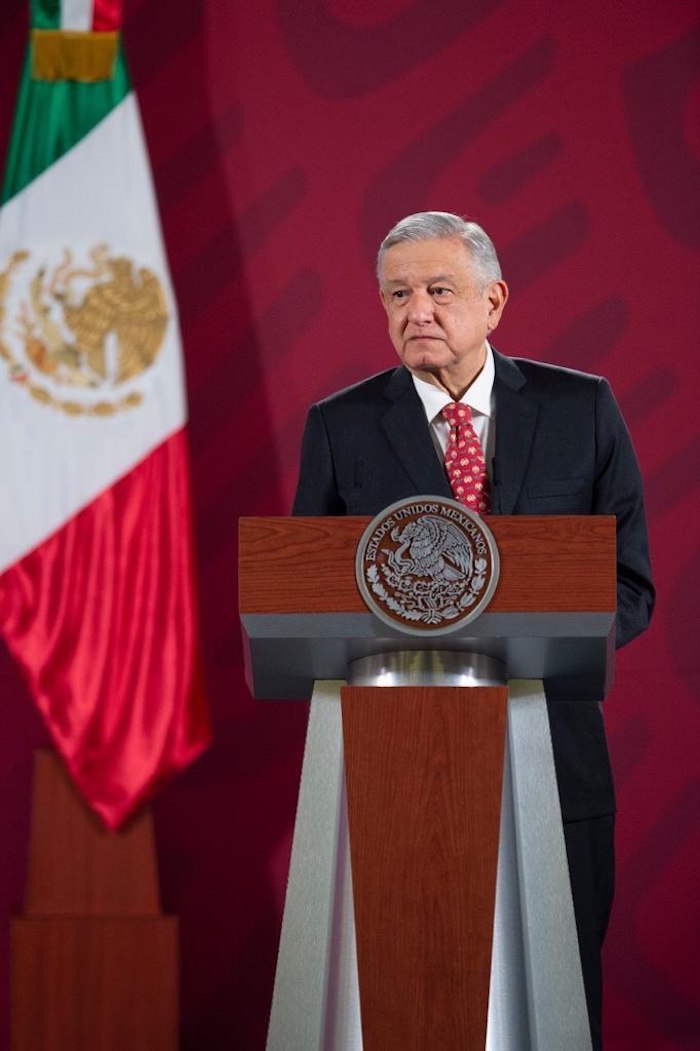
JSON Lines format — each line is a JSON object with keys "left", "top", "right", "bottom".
{"left": 292, "top": 350, "right": 655, "bottom": 821}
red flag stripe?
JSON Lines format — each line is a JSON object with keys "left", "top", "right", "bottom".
{"left": 92, "top": 0, "right": 122, "bottom": 32}
{"left": 0, "top": 429, "right": 210, "bottom": 828}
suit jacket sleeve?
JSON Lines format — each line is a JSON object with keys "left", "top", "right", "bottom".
{"left": 292, "top": 403, "right": 345, "bottom": 515}
{"left": 592, "top": 378, "right": 654, "bottom": 648}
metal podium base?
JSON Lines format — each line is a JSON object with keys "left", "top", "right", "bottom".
{"left": 487, "top": 680, "right": 591, "bottom": 1050}
{"left": 266, "top": 681, "right": 362, "bottom": 1051}
{"left": 266, "top": 672, "right": 592, "bottom": 1051}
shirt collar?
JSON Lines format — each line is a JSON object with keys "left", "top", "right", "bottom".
{"left": 410, "top": 343, "right": 495, "bottom": 423}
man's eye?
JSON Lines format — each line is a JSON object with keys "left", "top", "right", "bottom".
{"left": 393, "top": 289, "right": 408, "bottom": 300}
{"left": 431, "top": 286, "right": 451, "bottom": 297}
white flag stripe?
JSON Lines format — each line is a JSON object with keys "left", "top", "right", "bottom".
{"left": 0, "top": 94, "right": 186, "bottom": 572}
{"left": 61, "top": 0, "right": 94, "bottom": 31}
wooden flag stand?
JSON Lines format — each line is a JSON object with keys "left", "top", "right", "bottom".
{"left": 11, "top": 751, "right": 178, "bottom": 1051}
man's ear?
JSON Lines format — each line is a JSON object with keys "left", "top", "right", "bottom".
{"left": 486, "top": 280, "right": 508, "bottom": 331}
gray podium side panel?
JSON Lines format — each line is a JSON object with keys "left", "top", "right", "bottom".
{"left": 486, "top": 732, "right": 529, "bottom": 1049}
{"left": 266, "top": 681, "right": 362, "bottom": 1051}
{"left": 487, "top": 679, "right": 592, "bottom": 1051}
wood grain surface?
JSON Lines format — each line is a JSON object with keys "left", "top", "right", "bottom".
{"left": 239, "top": 515, "right": 616, "bottom": 614}
{"left": 11, "top": 917, "right": 177, "bottom": 1051}
{"left": 11, "top": 753, "right": 177, "bottom": 1050}
{"left": 24, "top": 752, "right": 161, "bottom": 916}
{"left": 341, "top": 685, "right": 507, "bottom": 1051}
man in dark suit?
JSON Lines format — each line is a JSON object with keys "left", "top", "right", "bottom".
{"left": 293, "top": 211, "right": 654, "bottom": 1049}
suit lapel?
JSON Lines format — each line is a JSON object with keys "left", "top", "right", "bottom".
{"left": 378, "top": 357, "right": 540, "bottom": 511}
{"left": 381, "top": 368, "right": 453, "bottom": 498}
{"left": 492, "top": 351, "right": 539, "bottom": 514}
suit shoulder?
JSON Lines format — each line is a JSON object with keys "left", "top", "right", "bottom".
{"left": 507, "top": 354, "right": 605, "bottom": 392}
{"left": 497, "top": 352, "right": 626, "bottom": 429}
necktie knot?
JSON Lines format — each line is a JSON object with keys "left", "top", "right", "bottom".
{"left": 442, "top": 401, "right": 473, "bottom": 428}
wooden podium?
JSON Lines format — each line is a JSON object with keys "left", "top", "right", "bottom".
{"left": 239, "top": 515, "right": 616, "bottom": 1051}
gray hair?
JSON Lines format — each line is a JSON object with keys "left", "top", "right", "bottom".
{"left": 376, "top": 211, "right": 502, "bottom": 286}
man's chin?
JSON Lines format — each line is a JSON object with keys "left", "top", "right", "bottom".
{"left": 402, "top": 346, "right": 449, "bottom": 371}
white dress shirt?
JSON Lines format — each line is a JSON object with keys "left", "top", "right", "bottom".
{"left": 410, "top": 343, "right": 496, "bottom": 474}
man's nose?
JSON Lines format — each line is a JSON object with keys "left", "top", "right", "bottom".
{"left": 407, "top": 290, "right": 434, "bottom": 323}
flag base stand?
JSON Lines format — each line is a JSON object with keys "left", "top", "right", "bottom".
{"left": 10, "top": 751, "right": 178, "bottom": 1050}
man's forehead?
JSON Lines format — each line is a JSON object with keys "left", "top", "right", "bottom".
{"left": 379, "top": 237, "right": 474, "bottom": 284}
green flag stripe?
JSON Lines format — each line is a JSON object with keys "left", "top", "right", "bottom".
{"left": 1, "top": 41, "right": 131, "bottom": 204}
{"left": 31, "top": 0, "right": 62, "bottom": 31}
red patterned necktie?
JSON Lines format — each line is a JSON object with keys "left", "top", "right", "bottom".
{"left": 441, "top": 401, "right": 490, "bottom": 514}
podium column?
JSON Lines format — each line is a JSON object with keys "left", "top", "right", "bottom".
{"left": 266, "top": 655, "right": 592, "bottom": 1051}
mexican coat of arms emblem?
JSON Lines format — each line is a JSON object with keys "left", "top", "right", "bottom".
{"left": 0, "top": 243, "right": 169, "bottom": 416}
{"left": 355, "top": 497, "right": 500, "bottom": 635}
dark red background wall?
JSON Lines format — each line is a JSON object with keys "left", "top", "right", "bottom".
{"left": 1, "top": 1, "right": 699, "bottom": 1048}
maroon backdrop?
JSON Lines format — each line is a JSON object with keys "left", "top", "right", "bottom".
{"left": 1, "top": 1, "right": 699, "bottom": 1048}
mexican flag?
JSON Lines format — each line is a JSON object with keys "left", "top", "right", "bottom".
{"left": 0, "top": 1, "right": 211, "bottom": 828}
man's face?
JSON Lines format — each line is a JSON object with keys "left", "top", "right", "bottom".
{"left": 378, "top": 236, "right": 508, "bottom": 395}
